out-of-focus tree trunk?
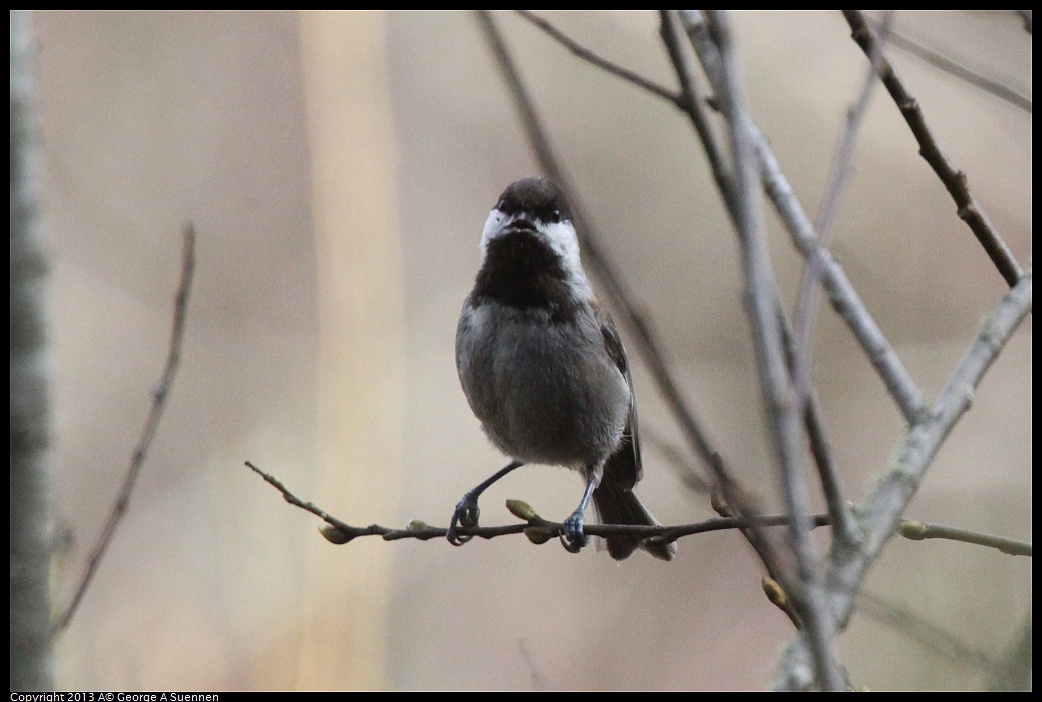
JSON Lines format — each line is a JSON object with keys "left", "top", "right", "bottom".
{"left": 295, "top": 10, "right": 404, "bottom": 690}
{"left": 10, "top": 9, "right": 55, "bottom": 693}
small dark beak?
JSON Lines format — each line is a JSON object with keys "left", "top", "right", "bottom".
{"left": 509, "top": 216, "right": 537, "bottom": 232}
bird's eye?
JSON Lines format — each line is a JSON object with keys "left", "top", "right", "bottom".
{"left": 549, "top": 209, "right": 562, "bottom": 223}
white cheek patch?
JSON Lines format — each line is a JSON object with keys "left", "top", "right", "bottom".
{"left": 478, "top": 209, "right": 595, "bottom": 302}
{"left": 541, "top": 220, "right": 593, "bottom": 301}
{"left": 540, "top": 220, "right": 583, "bottom": 277}
{"left": 479, "top": 209, "right": 507, "bottom": 265}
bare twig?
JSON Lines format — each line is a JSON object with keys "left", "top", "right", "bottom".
{"left": 706, "top": 11, "right": 842, "bottom": 690}
{"left": 875, "top": 22, "right": 1031, "bottom": 113}
{"left": 858, "top": 591, "right": 996, "bottom": 671}
{"left": 776, "top": 272, "right": 1033, "bottom": 688}
{"left": 245, "top": 460, "right": 832, "bottom": 545}
{"left": 899, "top": 520, "right": 1032, "bottom": 556}
{"left": 666, "top": 12, "right": 858, "bottom": 551}
{"left": 987, "top": 611, "right": 1032, "bottom": 691}
{"left": 680, "top": 9, "right": 925, "bottom": 473}
{"left": 791, "top": 12, "right": 895, "bottom": 547}
{"left": 53, "top": 225, "right": 196, "bottom": 633}
{"left": 753, "top": 133, "right": 928, "bottom": 424}
{"left": 474, "top": 10, "right": 719, "bottom": 478}
{"left": 660, "top": 10, "right": 850, "bottom": 600}
{"left": 780, "top": 278, "right": 1032, "bottom": 690}
{"left": 518, "top": 639, "right": 553, "bottom": 691}
{"left": 676, "top": 11, "right": 927, "bottom": 426}
{"left": 657, "top": 10, "right": 735, "bottom": 211}
{"left": 514, "top": 10, "right": 680, "bottom": 104}
{"left": 640, "top": 425, "right": 711, "bottom": 494}
{"left": 843, "top": 10, "right": 1025, "bottom": 288}
{"left": 794, "top": 366, "right": 859, "bottom": 550}
{"left": 829, "top": 271, "right": 1031, "bottom": 614}
{"left": 794, "top": 10, "right": 893, "bottom": 385}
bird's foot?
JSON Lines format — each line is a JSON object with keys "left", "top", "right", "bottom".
{"left": 446, "top": 494, "right": 480, "bottom": 546}
{"left": 560, "top": 509, "right": 589, "bottom": 554}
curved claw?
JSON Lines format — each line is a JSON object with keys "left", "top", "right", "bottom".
{"left": 446, "top": 497, "right": 480, "bottom": 546}
{"left": 560, "top": 511, "right": 589, "bottom": 554}
{"left": 559, "top": 533, "right": 587, "bottom": 553}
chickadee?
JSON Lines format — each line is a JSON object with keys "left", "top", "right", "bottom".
{"left": 448, "top": 176, "right": 676, "bottom": 561}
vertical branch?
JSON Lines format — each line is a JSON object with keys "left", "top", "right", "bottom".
{"left": 790, "top": 12, "right": 895, "bottom": 547}
{"left": 751, "top": 133, "right": 926, "bottom": 423}
{"left": 661, "top": 10, "right": 860, "bottom": 549}
{"left": 10, "top": 8, "right": 55, "bottom": 691}
{"left": 657, "top": 10, "right": 734, "bottom": 208}
{"left": 677, "top": 10, "right": 926, "bottom": 425}
{"left": 705, "top": 11, "right": 843, "bottom": 690}
{"left": 793, "top": 11, "right": 893, "bottom": 392}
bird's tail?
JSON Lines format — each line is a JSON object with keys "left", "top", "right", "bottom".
{"left": 592, "top": 480, "right": 677, "bottom": 561}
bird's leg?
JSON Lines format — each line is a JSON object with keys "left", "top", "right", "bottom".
{"left": 561, "top": 476, "right": 599, "bottom": 553}
{"left": 447, "top": 460, "right": 524, "bottom": 546}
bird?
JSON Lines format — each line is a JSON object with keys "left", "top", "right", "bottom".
{"left": 447, "top": 175, "right": 676, "bottom": 561}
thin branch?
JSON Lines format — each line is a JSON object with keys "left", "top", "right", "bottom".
{"left": 773, "top": 272, "right": 1035, "bottom": 687}
{"left": 753, "top": 131, "right": 928, "bottom": 424}
{"left": 640, "top": 425, "right": 711, "bottom": 494}
{"left": 657, "top": 10, "right": 735, "bottom": 211}
{"left": 677, "top": 11, "right": 928, "bottom": 426}
{"left": 791, "top": 12, "right": 894, "bottom": 548}
{"left": 659, "top": 10, "right": 851, "bottom": 599}
{"left": 858, "top": 591, "right": 996, "bottom": 671}
{"left": 663, "top": 9, "right": 859, "bottom": 549}
{"left": 899, "top": 520, "right": 1032, "bottom": 556}
{"left": 518, "top": 639, "right": 553, "bottom": 692}
{"left": 876, "top": 22, "right": 1031, "bottom": 113}
{"left": 245, "top": 460, "right": 832, "bottom": 545}
{"left": 779, "top": 274, "right": 1032, "bottom": 689}
{"left": 53, "top": 225, "right": 196, "bottom": 634}
{"left": 797, "top": 370, "right": 859, "bottom": 550}
{"left": 474, "top": 10, "right": 719, "bottom": 478}
{"left": 829, "top": 271, "right": 1031, "bottom": 616}
{"left": 706, "top": 10, "right": 842, "bottom": 691}
{"left": 843, "top": 10, "right": 1025, "bottom": 289}
{"left": 530, "top": 9, "right": 925, "bottom": 426}
{"left": 513, "top": 10, "right": 681, "bottom": 105}
{"left": 795, "top": 10, "right": 893, "bottom": 381}
{"left": 473, "top": 11, "right": 566, "bottom": 185}
{"left": 987, "top": 610, "right": 1032, "bottom": 692}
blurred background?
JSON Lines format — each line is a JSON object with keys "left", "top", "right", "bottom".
{"left": 33, "top": 10, "right": 1030, "bottom": 691}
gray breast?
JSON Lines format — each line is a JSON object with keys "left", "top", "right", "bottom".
{"left": 456, "top": 301, "right": 629, "bottom": 470}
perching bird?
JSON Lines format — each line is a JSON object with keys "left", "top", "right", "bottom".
{"left": 448, "top": 176, "right": 675, "bottom": 560}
